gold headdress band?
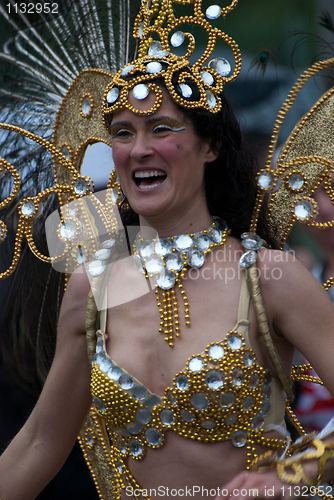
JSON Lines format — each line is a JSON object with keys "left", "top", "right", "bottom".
{"left": 102, "top": 0, "right": 241, "bottom": 124}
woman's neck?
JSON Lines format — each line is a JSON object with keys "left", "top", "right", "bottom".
{"left": 138, "top": 209, "right": 212, "bottom": 239}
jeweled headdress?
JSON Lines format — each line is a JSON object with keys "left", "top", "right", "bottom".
{"left": 102, "top": 0, "right": 241, "bottom": 121}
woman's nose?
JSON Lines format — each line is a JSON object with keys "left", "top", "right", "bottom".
{"left": 130, "top": 133, "right": 154, "bottom": 161}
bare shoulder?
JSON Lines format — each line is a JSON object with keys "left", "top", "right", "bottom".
{"left": 58, "top": 267, "right": 91, "bottom": 336}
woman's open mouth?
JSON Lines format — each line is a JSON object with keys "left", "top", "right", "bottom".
{"left": 134, "top": 170, "right": 167, "bottom": 190}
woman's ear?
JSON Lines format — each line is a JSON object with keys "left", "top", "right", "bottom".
{"left": 202, "top": 138, "right": 221, "bottom": 163}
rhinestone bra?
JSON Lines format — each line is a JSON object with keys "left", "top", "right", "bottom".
{"left": 89, "top": 273, "right": 287, "bottom": 495}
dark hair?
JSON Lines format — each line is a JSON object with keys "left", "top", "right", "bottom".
{"left": 114, "top": 89, "right": 272, "bottom": 245}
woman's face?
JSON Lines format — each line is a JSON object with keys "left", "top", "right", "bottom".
{"left": 110, "top": 89, "right": 217, "bottom": 225}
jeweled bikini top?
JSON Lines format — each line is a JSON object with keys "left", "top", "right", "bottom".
{"left": 90, "top": 274, "right": 287, "bottom": 468}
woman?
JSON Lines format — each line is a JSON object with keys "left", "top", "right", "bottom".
{"left": 1, "top": 77, "right": 334, "bottom": 499}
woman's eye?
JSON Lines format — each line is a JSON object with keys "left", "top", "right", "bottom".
{"left": 112, "top": 129, "right": 133, "bottom": 139}
{"left": 153, "top": 125, "right": 173, "bottom": 133}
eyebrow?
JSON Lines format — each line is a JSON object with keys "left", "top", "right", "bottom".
{"left": 110, "top": 116, "right": 184, "bottom": 128}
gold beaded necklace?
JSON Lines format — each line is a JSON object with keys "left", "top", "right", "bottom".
{"left": 133, "top": 217, "right": 230, "bottom": 347}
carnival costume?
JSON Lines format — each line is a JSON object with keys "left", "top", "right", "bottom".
{"left": 1, "top": 0, "right": 334, "bottom": 499}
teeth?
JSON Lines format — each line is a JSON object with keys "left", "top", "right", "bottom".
{"left": 138, "top": 183, "right": 161, "bottom": 190}
{"left": 134, "top": 170, "right": 166, "bottom": 178}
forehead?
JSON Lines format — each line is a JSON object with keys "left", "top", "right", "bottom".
{"left": 111, "top": 88, "right": 186, "bottom": 124}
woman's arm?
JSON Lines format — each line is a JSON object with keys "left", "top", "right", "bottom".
{"left": 0, "top": 269, "right": 92, "bottom": 500}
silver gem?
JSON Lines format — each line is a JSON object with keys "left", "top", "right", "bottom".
{"left": 174, "top": 234, "right": 193, "bottom": 250}
{"left": 200, "top": 419, "right": 216, "bottom": 429}
{"left": 258, "top": 172, "right": 275, "bottom": 190}
{"left": 145, "top": 427, "right": 163, "bottom": 446}
{"left": 118, "top": 437, "right": 127, "bottom": 454}
{"left": 108, "top": 365, "right": 122, "bottom": 381}
{"left": 61, "top": 146, "right": 70, "bottom": 160}
{"left": 180, "top": 409, "right": 194, "bottom": 422}
{"left": 111, "top": 186, "right": 120, "bottom": 204}
{"left": 96, "top": 339, "right": 104, "bottom": 353}
{"left": 81, "top": 97, "right": 91, "bottom": 115}
{"left": 232, "top": 367, "right": 244, "bottom": 387}
{"left": 144, "top": 394, "right": 161, "bottom": 409}
{"left": 146, "top": 61, "right": 163, "bottom": 74}
{"left": 93, "top": 396, "right": 106, "bottom": 413}
{"left": 176, "top": 374, "right": 189, "bottom": 391}
{"left": 206, "top": 90, "right": 216, "bottom": 109}
{"left": 74, "top": 179, "right": 88, "bottom": 196}
{"left": 261, "top": 401, "right": 272, "bottom": 417}
{"left": 241, "top": 237, "right": 262, "bottom": 251}
{"left": 239, "top": 251, "right": 257, "bottom": 268}
{"left": 139, "top": 240, "right": 155, "bottom": 259}
{"left": 119, "top": 373, "right": 134, "bottom": 390}
{"left": 133, "top": 84, "right": 149, "bottom": 100}
{"left": 206, "top": 5, "right": 222, "bottom": 19}
{"left": 87, "top": 431, "right": 94, "bottom": 446}
{"left": 201, "top": 71, "right": 214, "bottom": 86}
{"left": 208, "top": 344, "right": 224, "bottom": 360}
{"left": 132, "top": 385, "right": 147, "bottom": 401}
{"left": 127, "top": 421, "right": 143, "bottom": 435}
{"left": 160, "top": 409, "right": 175, "bottom": 425}
{"left": 251, "top": 414, "right": 264, "bottom": 430}
{"left": 188, "top": 249, "right": 205, "bottom": 268}
{"left": 156, "top": 270, "right": 176, "bottom": 289}
{"left": 205, "top": 370, "right": 224, "bottom": 390}
{"left": 165, "top": 253, "right": 183, "bottom": 272}
{"left": 241, "top": 232, "right": 257, "bottom": 240}
{"left": 207, "top": 226, "right": 222, "bottom": 244}
{"left": 210, "top": 58, "right": 231, "bottom": 76}
{"left": 225, "top": 414, "right": 238, "bottom": 425}
{"left": 193, "top": 234, "right": 210, "bottom": 252}
{"left": 294, "top": 199, "right": 315, "bottom": 220}
{"left": 107, "top": 87, "right": 119, "bottom": 104}
{"left": 171, "top": 31, "right": 185, "bottom": 47}
{"left": 218, "top": 392, "right": 235, "bottom": 409}
{"left": 129, "top": 438, "right": 143, "bottom": 457}
{"left": 119, "top": 427, "right": 131, "bottom": 437}
{"left": 264, "top": 369, "right": 272, "bottom": 385}
{"left": 139, "top": 21, "right": 144, "bottom": 39}
{"left": 231, "top": 430, "right": 247, "bottom": 448}
{"left": 145, "top": 257, "right": 164, "bottom": 274}
{"left": 76, "top": 246, "right": 86, "bottom": 265}
{"left": 188, "top": 357, "right": 204, "bottom": 372}
{"left": 101, "top": 239, "right": 116, "bottom": 249}
{"left": 179, "top": 83, "right": 192, "bottom": 99}
{"left": 121, "top": 64, "right": 135, "bottom": 76}
{"left": 243, "top": 352, "right": 254, "bottom": 367}
{"left": 87, "top": 260, "right": 106, "bottom": 276}
{"left": 93, "top": 248, "right": 111, "bottom": 261}
{"left": 191, "top": 392, "right": 209, "bottom": 410}
{"left": 289, "top": 173, "right": 304, "bottom": 190}
{"left": 249, "top": 373, "right": 260, "bottom": 389}
{"left": 148, "top": 41, "right": 169, "bottom": 57}
{"left": 99, "top": 356, "right": 113, "bottom": 373}
{"left": 261, "top": 384, "right": 272, "bottom": 400}
{"left": 155, "top": 238, "right": 173, "bottom": 256}
{"left": 242, "top": 395, "right": 253, "bottom": 412}
{"left": 136, "top": 408, "right": 152, "bottom": 424}
{"left": 59, "top": 220, "right": 78, "bottom": 240}
{"left": 213, "top": 217, "right": 228, "bottom": 232}
{"left": 227, "top": 334, "right": 242, "bottom": 351}
{"left": 167, "top": 390, "right": 177, "bottom": 406}
{"left": 22, "top": 201, "right": 36, "bottom": 216}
